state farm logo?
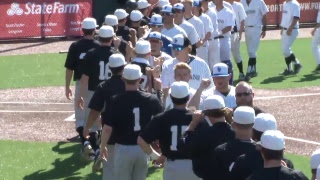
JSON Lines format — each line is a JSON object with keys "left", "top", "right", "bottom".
{"left": 7, "top": 2, "right": 80, "bottom": 16}
{"left": 7, "top": 3, "right": 23, "bottom": 16}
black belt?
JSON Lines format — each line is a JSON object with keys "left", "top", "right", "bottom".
{"left": 214, "top": 35, "right": 224, "bottom": 39}
{"left": 247, "top": 26, "right": 254, "bottom": 27}
{"left": 282, "top": 27, "right": 299, "bottom": 30}
{"left": 167, "top": 158, "right": 189, "bottom": 161}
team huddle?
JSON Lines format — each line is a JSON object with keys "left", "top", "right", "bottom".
{"left": 64, "top": 0, "right": 320, "bottom": 179}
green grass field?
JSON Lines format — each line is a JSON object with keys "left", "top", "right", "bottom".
{"left": 0, "top": 38, "right": 315, "bottom": 179}
{"left": 0, "top": 38, "right": 319, "bottom": 89}
{"left": 0, "top": 140, "right": 311, "bottom": 180}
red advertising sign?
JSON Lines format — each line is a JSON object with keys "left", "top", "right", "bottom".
{"left": 0, "top": 0, "right": 92, "bottom": 39}
{"left": 264, "top": 0, "right": 319, "bottom": 26}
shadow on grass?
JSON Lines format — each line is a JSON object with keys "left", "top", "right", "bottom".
{"left": 23, "top": 142, "right": 100, "bottom": 180}
{"left": 293, "top": 73, "right": 320, "bottom": 82}
{"left": 260, "top": 75, "right": 287, "bottom": 84}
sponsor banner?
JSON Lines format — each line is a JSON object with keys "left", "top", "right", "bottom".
{"left": 263, "top": 0, "right": 319, "bottom": 25}
{"left": 0, "top": 0, "right": 92, "bottom": 39}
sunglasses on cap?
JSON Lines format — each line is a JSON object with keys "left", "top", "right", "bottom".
{"left": 172, "top": 46, "right": 184, "bottom": 51}
{"left": 235, "top": 92, "right": 252, "bottom": 97}
{"left": 161, "top": 12, "right": 172, "bottom": 16}
{"left": 149, "top": 39, "right": 161, "bottom": 43}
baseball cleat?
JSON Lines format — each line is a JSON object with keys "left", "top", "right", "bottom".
{"left": 238, "top": 73, "right": 245, "bottom": 81}
{"left": 92, "top": 150, "right": 103, "bottom": 173}
{"left": 279, "top": 69, "right": 294, "bottom": 76}
{"left": 293, "top": 63, "right": 302, "bottom": 74}
{"left": 244, "top": 74, "right": 251, "bottom": 82}
{"left": 249, "top": 71, "right": 258, "bottom": 77}
{"left": 82, "top": 141, "right": 94, "bottom": 161}
{"left": 312, "top": 65, "right": 320, "bottom": 73}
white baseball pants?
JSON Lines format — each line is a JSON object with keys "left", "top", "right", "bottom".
{"left": 113, "top": 144, "right": 149, "bottom": 180}
{"left": 312, "top": 28, "right": 320, "bottom": 64}
{"left": 281, "top": 29, "right": 299, "bottom": 57}
{"left": 207, "top": 39, "right": 221, "bottom": 71}
{"left": 220, "top": 36, "right": 231, "bottom": 61}
{"left": 84, "top": 90, "right": 101, "bottom": 132}
{"left": 231, "top": 33, "right": 242, "bottom": 63}
{"left": 197, "top": 45, "right": 209, "bottom": 63}
{"left": 163, "top": 159, "right": 200, "bottom": 180}
{"left": 245, "top": 26, "right": 262, "bottom": 58}
{"left": 102, "top": 145, "right": 115, "bottom": 180}
{"left": 74, "top": 80, "right": 85, "bottom": 129}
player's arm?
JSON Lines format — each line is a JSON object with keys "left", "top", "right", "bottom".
{"left": 78, "top": 74, "right": 89, "bottom": 109}
{"left": 100, "top": 124, "right": 112, "bottom": 159}
{"left": 188, "top": 79, "right": 211, "bottom": 109}
{"left": 64, "top": 44, "right": 76, "bottom": 100}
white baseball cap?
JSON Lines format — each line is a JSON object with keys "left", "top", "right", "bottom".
{"left": 108, "top": 54, "right": 127, "bottom": 68}
{"left": 310, "top": 149, "right": 320, "bottom": 169}
{"left": 253, "top": 113, "right": 277, "bottom": 132}
{"left": 173, "top": 3, "right": 184, "bottom": 11}
{"left": 99, "top": 25, "right": 114, "bottom": 38}
{"left": 114, "top": 9, "right": 129, "bottom": 20}
{"left": 170, "top": 81, "right": 190, "bottom": 98}
{"left": 82, "top": 17, "right": 97, "bottom": 29}
{"left": 233, "top": 106, "right": 255, "bottom": 125}
{"left": 148, "top": 32, "right": 162, "bottom": 40}
{"left": 212, "top": 63, "right": 229, "bottom": 77}
{"left": 149, "top": 14, "right": 163, "bottom": 25}
{"left": 161, "top": 4, "right": 174, "bottom": 14}
{"left": 130, "top": 10, "right": 143, "bottom": 21}
{"left": 122, "top": 64, "right": 143, "bottom": 80}
{"left": 203, "top": 95, "right": 225, "bottom": 110}
{"left": 135, "top": 40, "right": 151, "bottom": 54}
{"left": 137, "top": 0, "right": 151, "bottom": 9}
{"left": 261, "top": 130, "right": 285, "bottom": 151}
{"left": 158, "top": 0, "right": 170, "bottom": 7}
{"left": 105, "top": 15, "right": 118, "bottom": 26}
{"left": 168, "top": 34, "right": 188, "bottom": 50}
{"left": 317, "top": 165, "right": 320, "bottom": 179}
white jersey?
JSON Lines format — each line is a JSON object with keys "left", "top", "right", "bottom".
{"left": 199, "top": 13, "right": 213, "bottom": 47}
{"left": 280, "top": 0, "right": 300, "bottom": 29}
{"left": 216, "top": 7, "right": 235, "bottom": 37}
{"left": 161, "top": 24, "right": 188, "bottom": 39}
{"left": 213, "top": 86, "right": 237, "bottom": 108}
{"left": 161, "top": 56, "right": 214, "bottom": 90}
{"left": 205, "top": 8, "right": 220, "bottom": 38}
{"left": 317, "top": 9, "right": 320, "bottom": 23}
{"left": 149, "top": 52, "right": 172, "bottom": 66}
{"left": 178, "top": 21, "right": 199, "bottom": 45}
{"left": 165, "top": 88, "right": 196, "bottom": 111}
{"left": 241, "top": 0, "right": 268, "bottom": 27}
{"left": 186, "top": 16, "right": 205, "bottom": 43}
{"left": 231, "top": 2, "right": 247, "bottom": 31}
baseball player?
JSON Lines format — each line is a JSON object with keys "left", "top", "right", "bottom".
{"left": 147, "top": 32, "right": 172, "bottom": 61}
{"left": 64, "top": 17, "right": 100, "bottom": 160}
{"left": 160, "top": 5, "right": 188, "bottom": 40}
{"left": 83, "top": 54, "right": 126, "bottom": 176}
{"left": 214, "top": 0, "right": 235, "bottom": 85}
{"left": 311, "top": 149, "right": 320, "bottom": 180}
{"left": 311, "top": 9, "right": 320, "bottom": 73}
{"left": 100, "top": 64, "right": 162, "bottom": 180}
{"left": 129, "top": 10, "right": 147, "bottom": 38}
{"left": 248, "top": 130, "right": 308, "bottom": 180}
{"left": 241, "top": 0, "right": 268, "bottom": 81}
{"left": 193, "top": 0, "right": 213, "bottom": 63}
{"left": 212, "top": 106, "right": 257, "bottom": 179}
{"left": 225, "top": 0, "right": 247, "bottom": 80}
{"left": 77, "top": 26, "right": 118, "bottom": 159}
{"left": 279, "top": 0, "right": 302, "bottom": 75}
{"left": 173, "top": 3, "right": 201, "bottom": 55}
{"left": 201, "top": 0, "right": 221, "bottom": 71}
{"left": 114, "top": 9, "right": 131, "bottom": 42}
{"left": 137, "top": 0, "right": 151, "bottom": 23}
{"left": 185, "top": 95, "right": 236, "bottom": 180}
{"left": 161, "top": 34, "right": 214, "bottom": 101}
{"left": 230, "top": 113, "right": 294, "bottom": 180}
{"left": 138, "top": 81, "right": 201, "bottom": 180}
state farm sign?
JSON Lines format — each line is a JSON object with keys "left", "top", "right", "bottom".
{"left": 0, "top": 0, "right": 92, "bottom": 39}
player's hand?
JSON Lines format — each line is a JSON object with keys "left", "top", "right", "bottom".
{"left": 138, "top": 25, "right": 149, "bottom": 37}
{"left": 260, "top": 31, "right": 266, "bottom": 38}
{"left": 129, "top": 28, "right": 137, "bottom": 37}
{"left": 100, "top": 147, "right": 108, "bottom": 161}
{"left": 77, "top": 97, "right": 84, "bottom": 109}
{"left": 153, "top": 77, "right": 162, "bottom": 91}
{"left": 152, "top": 65, "right": 161, "bottom": 78}
{"left": 199, "top": 79, "right": 211, "bottom": 91}
{"left": 155, "top": 155, "right": 166, "bottom": 166}
{"left": 113, "top": 36, "right": 121, "bottom": 49}
{"left": 126, "top": 41, "right": 134, "bottom": 59}
{"left": 311, "top": 29, "right": 316, "bottom": 36}
{"left": 281, "top": 160, "right": 288, "bottom": 167}
{"left": 286, "top": 28, "right": 292, "bottom": 36}
{"left": 154, "top": 57, "right": 164, "bottom": 67}
{"left": 83, "top": 128, "right": 90, "bottom": 139}
{"left": 225, "top": 108, "right": 234, "bottom": 124}
{"left": 65, "top": 87, "right": 72, "bottom": 100}
{"left": 192, "top": 110, "right": 204, "bottom": 124}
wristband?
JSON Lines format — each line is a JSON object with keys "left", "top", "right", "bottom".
{"left": 149, "top": 150, "right": 161, "bottom": 160}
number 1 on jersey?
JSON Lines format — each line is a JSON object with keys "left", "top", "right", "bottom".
{"left": 170, "top": 125, "right": 188, "bottom": 151}
{"left": 133, "top": 108, "right": 141, "bottom": 131}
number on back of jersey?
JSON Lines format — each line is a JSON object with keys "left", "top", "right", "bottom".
{"left": 170, "top": 125, "right": 188, "bottom": 151}
{"left": 139, "top": 75, "right": 148, "bottom": 90}
{"left": 99, "top": 61, "right": 112, "bottom": 80}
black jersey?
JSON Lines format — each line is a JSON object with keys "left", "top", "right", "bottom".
{"left": 230, "top": 148, "right": 294, "bottom": 180}
{"left": 82, "top": 46, "right": 116, "bottom": 91}
{"left": 213, "top": 139, "right": 257, "bottom": 179}
{"left": 64, "top": 39, "right": 100, "bottom": 81}
{"left": 117, "top": 26, "right": 131, "bottom": 42}
{"left": 191, "top": 122, "right": 235, "bottom": 180}
{"left": 105, "top": 91, "right": 162, "bottom": 145}
{"left": 88, "top": 75, "right": 125, "bottom": 144}
{"left": 131, "top": 58, "right": 152, "bottom": 90}
{"left": 248, "top": 166, "right": 308, "bottom": 180}
{"left": 140, "top": 108, "right": 193, "bottom": 160}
